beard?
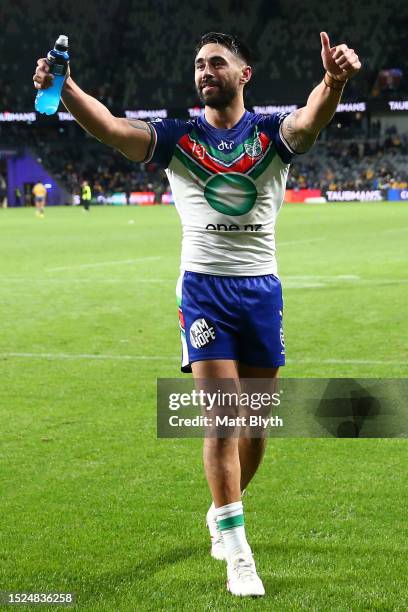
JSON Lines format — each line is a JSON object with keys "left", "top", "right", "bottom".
{"left": 196, "top": 79, "right": 239, "bottom": 109}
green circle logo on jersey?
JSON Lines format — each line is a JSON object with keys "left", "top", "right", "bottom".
{"left": 204, "top": 172, "right": 257, "bottom": 216}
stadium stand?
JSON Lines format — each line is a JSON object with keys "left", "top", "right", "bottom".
{"left": 0, "top": 0, "right": 407, "bottom": 109}
{"left": 0, "top": 0, "right": 406, "bottom": 204}
{"left": 288, "top": 133, "right": 408, "bottom": 192}
{"left": 1, "top": 120, "right": 406, "bottom": 201}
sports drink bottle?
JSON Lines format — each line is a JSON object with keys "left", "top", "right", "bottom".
{"left": 35, "top": 35, "right": 69, "bottom": 115}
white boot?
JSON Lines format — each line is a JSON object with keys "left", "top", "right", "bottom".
{"left": 227, "top": 550, "right": 265, "bottom": 597}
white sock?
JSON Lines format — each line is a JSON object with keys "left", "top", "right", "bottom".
{"left": 207, "top": 502, "right": 217, "bottom": 529}
{"left": 215, "top": 501, "right": 251, "bottom": 559}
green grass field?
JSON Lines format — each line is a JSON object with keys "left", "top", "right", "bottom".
{"left": 1, "top": 203, "right": 407, "bottom": 611}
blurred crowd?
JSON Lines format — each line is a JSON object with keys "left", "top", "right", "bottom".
{"left": 288, "top": 127, "right": 408, "bottom": 191}
{"left": 53, "top": 146, "right": 169, "bottom": 203}
{"left": 1, "top": 113, "right": 407, "bottom": 199}
{"left": 0, "top": 121, "right": 168, "bottom": 201}
{"left": 48, "top": 132, "right": 408, "bottom": 196}
{"left": 0, "top": 0, "right": 407, "bottom": 110}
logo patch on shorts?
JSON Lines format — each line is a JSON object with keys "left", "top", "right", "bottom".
{"left": 189, "top": 318, "right": 216, "bottom": 349}
{"left": 280, "top": 326, "right": 285, "bottom": 354}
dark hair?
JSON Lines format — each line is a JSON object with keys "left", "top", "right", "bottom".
{"left": 195, "top": 32, "right": 252, "bottom": 64}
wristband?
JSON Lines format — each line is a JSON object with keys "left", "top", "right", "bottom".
{"left": 324, "top": 72, "right": 347, "bottom": 91}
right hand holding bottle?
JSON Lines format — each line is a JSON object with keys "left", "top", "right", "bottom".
{"left": 33, "top": 58, "right": 70, "bottom": 90}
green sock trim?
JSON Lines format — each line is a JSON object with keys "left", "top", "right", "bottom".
{"left": 218, "top": 514, "right": 244, "bottom": 531}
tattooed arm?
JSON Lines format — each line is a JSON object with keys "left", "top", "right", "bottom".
{"left": 280, "top": 84, "right": 342, "bottom": 154}
{"left": 281, "top": 32, "right": 361, "bottom": 153}
{"left": 48, "top": 71, "right": 152, "bottom": 161}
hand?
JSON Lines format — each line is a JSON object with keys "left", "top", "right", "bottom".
{"left": 33, "top": 58, "right": 71, "bottom": 90}
{"left": 320, "top": 31, "right": 361, "bottom": 81}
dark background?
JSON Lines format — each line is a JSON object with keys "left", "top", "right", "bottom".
{"left": 1, "top": 0, "right": 407, "bottom": 110}
{"left": 0, "top": 0, "right": 407, "bottom": 205}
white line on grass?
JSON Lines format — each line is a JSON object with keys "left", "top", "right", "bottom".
{"left": 284, "top": 278, "right": 408, "bottom": 289}
{"left": 286, "top": 358, "right": 405, "bottom": 366}
{"left": 381, "top": 228, "right": 408, "bottom": 234}
{"left": 47, "top": 257, "right": 161, "bottom": 272}
{"left": 282, "top": 274, "right": 360, "bottom": 289}
{"left": 352, "top": 279, "right": 408, "bottom": 286}
{"left": 278, "top": 238, "right": 327, "bottom": 246}
{"left": 284, "top": 283, "right": 327, "bottom": 288}
{"left": 0, "top": 352, "right": 178, "bottom": 361}
{"left": 4, "top": 276, "right": 408, "bottom": 291}
{"left": 283, "top": 275, "right": 360, "bottom": 280}
{"left": 0, "top": 352, "right": 405, "bottom": 366}
{"left": 2, "top": 278, "right": 174, "bottom": 284}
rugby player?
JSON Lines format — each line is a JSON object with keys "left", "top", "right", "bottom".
{"left": 33, "top": 31, "right": 360, "bottom": 597}
{"left": 32, "top": 181, "right": 47, "bottom": 217}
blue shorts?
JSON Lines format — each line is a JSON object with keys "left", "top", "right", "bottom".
{"left": 177, "top": 271, "right": 285, "bottom": 373}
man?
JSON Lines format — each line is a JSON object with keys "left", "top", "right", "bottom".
{"left": 33, "top": 31, "right": 360, "bottom": 597}
{"left": 32, "top": 181, "right": 47, "bottom": 217}
{"left": 81, "top": 179, "right": 92, "bottom": 211}
{"left": 15, "top": 186, "right": 22, "bottom": 207}
{"left": 0, "top": 175, "right": 7, "bottom": 208}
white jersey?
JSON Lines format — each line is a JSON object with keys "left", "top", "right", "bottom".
{"left": 147, "top": 110, "right": 296, "bottom": 276}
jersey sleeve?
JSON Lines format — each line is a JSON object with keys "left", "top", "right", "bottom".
{"left": 257, "top": 112, "right": 299, "bottom": 164}
{"left": 145, "top": 118, "right": 192, "bottom": 168}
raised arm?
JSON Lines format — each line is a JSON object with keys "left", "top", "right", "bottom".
{"left": 281, "top": 32, "right": 361, "bottom": 154}
{"left": 33, "top": 60, "right": 153, "bottom": 162}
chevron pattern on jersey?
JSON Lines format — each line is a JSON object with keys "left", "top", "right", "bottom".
{"left": 175, "top": 130, "right": 277, "bottom": 180}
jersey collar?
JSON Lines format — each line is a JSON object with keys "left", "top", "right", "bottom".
{"left": 200, "top": 110, "right": 250, "bottom": 134}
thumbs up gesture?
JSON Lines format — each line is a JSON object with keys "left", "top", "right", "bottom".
{"left": 320, "top": 31, "right": 361, "bottom": 81}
